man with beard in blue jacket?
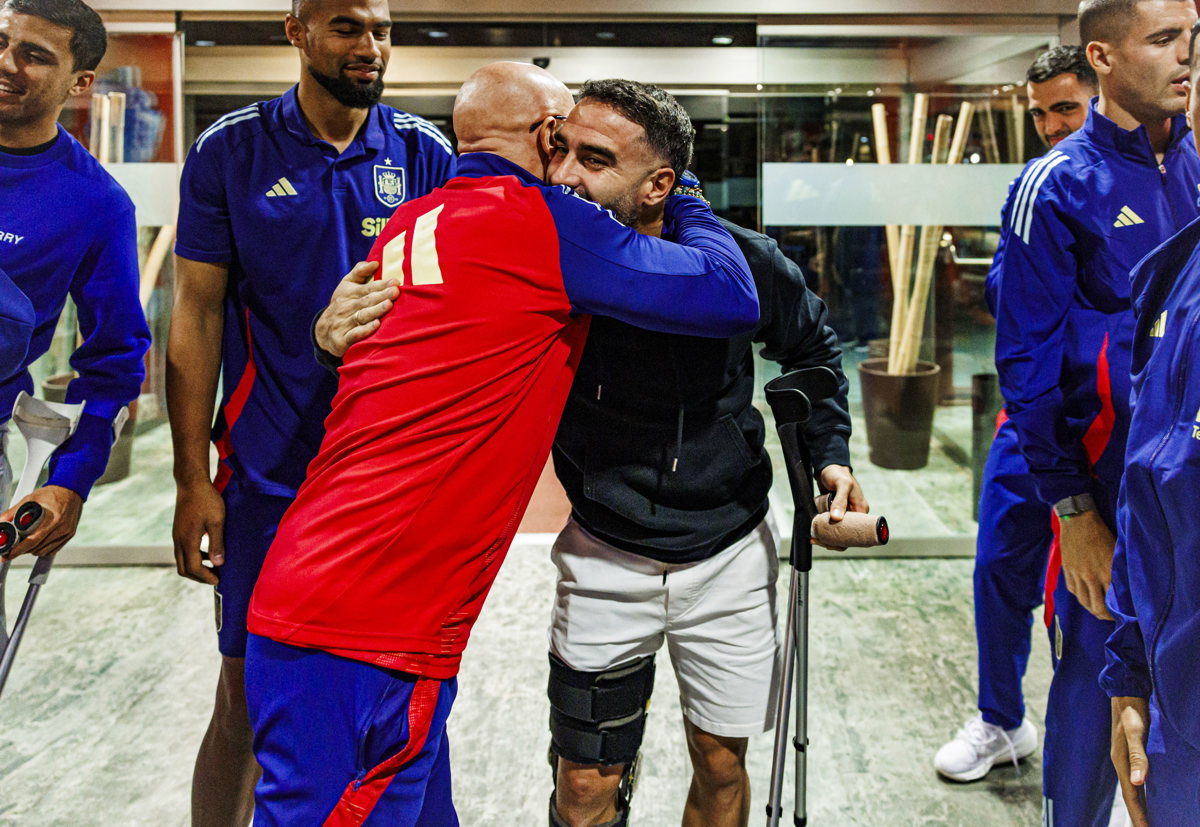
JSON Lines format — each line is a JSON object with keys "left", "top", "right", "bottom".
{"left": 1103, "top": 19, "right": 1200, "bottom": 827}
{"left": 993, "top": 0, "right": 1200, "bottom": 824}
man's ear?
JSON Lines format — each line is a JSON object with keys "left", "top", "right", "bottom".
{"left": 642, "top": 167, "right": 676, "bottom": 207}
{"left": 284, "top": 13, "right": 305, "bottom": 49}
{"left": 68, "top": 70, "right": 95, "bottom": 99}
{"left": 1086, "top": 40, "right": 1112, "bottom": 77}
{"left": 1188, "top": 78, "right": 1195, "bottom": 130}
{"left": 537, "top": 116, "right": 558, "bottom": 157}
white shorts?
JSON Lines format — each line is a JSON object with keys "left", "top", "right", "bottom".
{"left": 547, "top": 515, "right": 781, "bottom": 738}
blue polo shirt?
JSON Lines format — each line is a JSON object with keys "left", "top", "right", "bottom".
{"left": 175, "top": 86, "right": 456, "bottom": 497}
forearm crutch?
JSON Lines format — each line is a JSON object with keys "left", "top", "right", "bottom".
{"left": 764, "top": 368, "right": 889, "bottom": 827}
{"left": 0, "top": 393, "right": 113, "bottom": 698}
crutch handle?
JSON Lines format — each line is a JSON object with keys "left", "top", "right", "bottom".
{"left": 811, "top": 511, "right": 889, "bottom": 548}
{"left": 13, "top": 501, "right": 43, "bottom": 536}
{"left": 814, "top": 493, "right": 831, "bottom": 514}
{"left": 0, "top": 521, "right": 16, "bottom": 558}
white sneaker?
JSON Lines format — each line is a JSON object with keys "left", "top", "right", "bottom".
{"left": 933, "top": 715, "right": 1038, "bottom": 782}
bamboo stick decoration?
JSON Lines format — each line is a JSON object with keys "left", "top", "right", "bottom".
{"left": 1010, "top": 93, "right": 1026, "bottom": 164}
{"left": 981, "top": 101, "right": 1001, "bottom": 165}
{"left": 892, "top": 116, "right": 952, "bottom": 373}
{"left": 88, "top": 93, "right": 103, "bottom": 159}
{"left": 95, "top": 93, "right": 112, "bottom": 164}
{"left": 894, "top": 103, "right": 976, "bottom": 375}
{"left": 948, "top": 101, "right": 976, "bottom": 170}
{"left": 887, "top": 93, "right": 928, "bottom": 373}
{"left": 871, "top": 103, "right": 901, "bottom": 288}
{"left": 108, "top": 91, "right": 126, "bottom": 164}
{"left": 140, "top": 225, "right": 176, "bottom": 311}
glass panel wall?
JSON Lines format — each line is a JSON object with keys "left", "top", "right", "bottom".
{"left": 10, "top": 13, "right": 1060, "bottom": 553}
{"left": 754, "top": 89, "right": 1048, "bottom": 542}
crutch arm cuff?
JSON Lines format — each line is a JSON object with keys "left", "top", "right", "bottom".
{"left": 45, "top": 412, "right": 113, "bottom": 501}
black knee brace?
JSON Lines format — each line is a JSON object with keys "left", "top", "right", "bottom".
{"left": 547, "top": 652, "right": 655, "bottom": 766}
{"left": 546, "top": 653, "right": 655, "bottom": 826}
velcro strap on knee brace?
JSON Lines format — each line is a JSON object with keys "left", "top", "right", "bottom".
{"left": 548, "top": 653, "right": 655, "bottom": 723}
{"left": 550, "top": 705, "right": 647, "bottom": 765}
{"left": 548, "top": 653, "right": 655, "bottom": 766}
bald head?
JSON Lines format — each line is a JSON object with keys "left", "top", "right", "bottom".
{"left": 453, "top": 62, "right": 575, "bottom": 177}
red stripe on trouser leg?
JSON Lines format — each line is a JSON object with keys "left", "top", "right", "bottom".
{"left": 1044, "top": 511, "right": 1062, "bottom": 628}
{"left": 1081, "top": 333, "right": 1114, "bottom": 467}
{"left": 1045, "top": 335, "right": 1111, "bottom": 628}
{"left": 994, "top": 406, "right": 1009, "bottom": 436}
{"left": 322, "top": 677, "right": 442, "bottom": 827}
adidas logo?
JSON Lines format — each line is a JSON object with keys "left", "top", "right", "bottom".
{"left": 1150, "top": 310, "right": 1167, "bottom": 338}
{"left": 1113, "top": 206, "right": 1144, "bottom": 228}
{"left": 266, "top": 177, "right": 298, "bottom": 198}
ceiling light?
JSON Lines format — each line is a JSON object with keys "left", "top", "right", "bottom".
{"left": 596, "top": 31, "right": 616, "bottom": 40}
{"left": 712, "top": 35, "right": 734, "bottom": 46}
{"left": 194, "top": 39, "right": 215, "bottom": 47}
{"left": 426, "top": 30, "right": 449, "bottom": 39}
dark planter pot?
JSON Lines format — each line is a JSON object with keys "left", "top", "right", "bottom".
{"left": 857, "top": 357, "right": 941, "bottom": 470}
{"left": 41, "top": 373, "right": 137, "bottom": 485}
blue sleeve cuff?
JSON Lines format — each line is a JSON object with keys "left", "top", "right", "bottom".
{"left": 1099, "top": 663, "right": 1152, "bottom": 699}
{"left": 1034, "top": 473, "right": 1097, "bottom": 509}
{"left": 45, "top": 411, "right": 117, "bottom": 501}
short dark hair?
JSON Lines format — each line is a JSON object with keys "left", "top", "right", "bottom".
{"left": 579, "top": 79, "right": 694, "bottom": 181}
{"left": 3, "top": 0, "right": 106, "bottom": 71}
{"left": 1026, "top": 45, "right": 1098, "bottom": 90}
{"left": 1078, "top": 0, "right": 1189, "bottom": 46}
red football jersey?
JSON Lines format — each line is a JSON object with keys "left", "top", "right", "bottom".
{"left": 248, "top": 153, "right": 757, "bottom": 677}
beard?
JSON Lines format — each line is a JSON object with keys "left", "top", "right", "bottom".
{"left": 605, "top": 188, "right": 641, "bottom": 229}
{"left": 307, "top": 64, "right": 384, "bottom": 109}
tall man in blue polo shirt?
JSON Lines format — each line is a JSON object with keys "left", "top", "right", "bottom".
{"left": 166, "top": 1, "right": 454, "bottom": 824}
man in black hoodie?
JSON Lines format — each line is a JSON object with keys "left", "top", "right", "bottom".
{"left": 314, "top": 78, "right": 864, "bottom": 827}
{"left": 542, "top": 81, "right": 863, "bottom": 827}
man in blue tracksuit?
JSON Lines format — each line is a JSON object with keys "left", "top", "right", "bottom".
{"left": 1103, "top": 20, "right": 1200, "bottom": 827}
{"left": 994, "top": 2, "right": 1199, "bottom": 824}
{"left": 0, "top": 0, "right": 149, "bottom": 552}
{"left": 935, "top": 46, "right": 1097, "bottom": 784}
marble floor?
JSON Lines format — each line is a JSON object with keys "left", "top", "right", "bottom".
{"left": 0, "top": 337, "right": 1134, "bottom": 824}
{"left": 0, "top": 547, "right": 1130, "bottom": 826}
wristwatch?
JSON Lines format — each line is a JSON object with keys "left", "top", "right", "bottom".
{"left": 1053, "top": 493, "right": 1096, "bottom": 519}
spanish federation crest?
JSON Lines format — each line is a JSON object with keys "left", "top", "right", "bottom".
{"left": 374, "top": 163, "right": 407, "bottom": 208}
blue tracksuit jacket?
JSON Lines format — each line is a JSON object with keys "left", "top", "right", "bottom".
{"left": 0, "top": 127, "right": 151, "bottom": 498}
{"left": 1103, "top": 214, "right": 1200, "bottom": 751}
{"left": 995, "top": 103, "right": 1200, "bottom": 512}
